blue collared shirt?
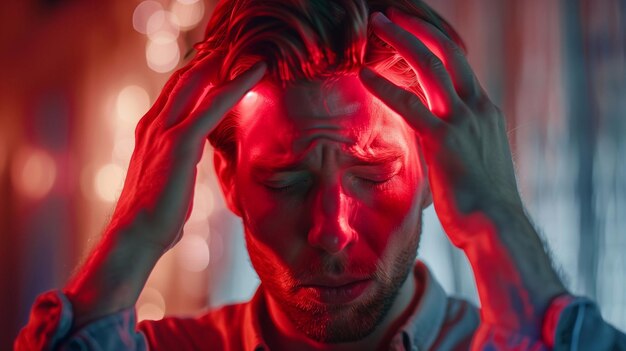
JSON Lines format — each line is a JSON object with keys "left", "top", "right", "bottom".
{"left": 15, "top": 261, "right": 626, "bottom": 350}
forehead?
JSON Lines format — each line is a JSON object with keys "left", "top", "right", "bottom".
{"left": 235, "top": 75, "right": 413, "bottom": 162}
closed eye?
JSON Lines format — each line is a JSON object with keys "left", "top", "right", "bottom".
{"left": 350, "top": 161, "right": 402, "bottom": 184}
{"left": 352, "top": 173, "right": 397, "bottom": 189}
{"left": 263, "top": 172, "right": 312, "bottom": 191}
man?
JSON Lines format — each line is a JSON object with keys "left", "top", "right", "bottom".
{"left": 15, "top": 0, "right": 626, "bottom": 350}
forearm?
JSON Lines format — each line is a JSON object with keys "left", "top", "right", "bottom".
{"left": 463, "top": 202, "right": 567, "bottom": 334}
{"left": 63, "top": 224, "right": 163, "bottom": 329}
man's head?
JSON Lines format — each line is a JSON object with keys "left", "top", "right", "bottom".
{"left": 198, "top": 0, "right": 463, "bottom": 343}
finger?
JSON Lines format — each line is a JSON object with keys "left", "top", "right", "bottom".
{"left": 359, "top": 67, "right": 444, "bottom": 135}
{"left": 159, "top": 54, "right": 224, "bottom": 128}
{"left": 387, "top": 8, "right": 479, "bottom": 101}
{"left": 371, "top": 12, "right": 460, "bottom": 118}
{"left": 175, "top": 62, "right": 268, "bottom": 140}
{"left": 135, "top": 61, "right": 196, "bottom": 136}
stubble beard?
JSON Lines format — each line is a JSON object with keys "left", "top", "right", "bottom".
{"left": 246, "top": 217, "right": 422, "bottom": 344}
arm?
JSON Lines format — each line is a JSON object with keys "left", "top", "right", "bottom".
{"left": 14, "top": 57, "right": 267, "bottom": 350}
{"left": 360, "top": 9, "right": 624, "bottom": 350}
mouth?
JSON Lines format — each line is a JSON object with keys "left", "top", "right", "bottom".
{"left": 300, "top": 279, "right": 373, "bottom": 304}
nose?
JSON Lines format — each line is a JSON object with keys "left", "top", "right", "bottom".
{"left": 307, "top": 180, "right": 357, "bottom": 254}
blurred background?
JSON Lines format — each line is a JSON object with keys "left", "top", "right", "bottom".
{"left": 1, "top": 0, "right": 624, "bottom": 348}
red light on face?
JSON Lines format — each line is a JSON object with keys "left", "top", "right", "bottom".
{"left": 241, "top": 91, "right": 259, "bottom": 106}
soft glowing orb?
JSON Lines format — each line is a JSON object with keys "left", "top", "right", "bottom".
{"left": 170, "top": 0, "right": 205, "bottom": 30}
{"left": 138, "top": 286, "right": 166, "bottom": 310}
{"left": 94, "top": 163, "right": 125, "bottom": 202}
{"left": 132, "top": 1, "right": 163, "bottom": 34}
{"left": 146, "top": 36, "right": 180, "bottom": 73}
{"left": 147, "top": 10, "right": 180, "bottom": 41}
{"left": 116, "top": 85, "right": 150, "bottom": 126}
{"left": 177, "top": 233, "right": 210, "bottom": 272}
{"left": 11, "top": 147, "right": 56, "bottom": 199}
{"left": 137, "top": 303, "right": 165, "bottom": 321}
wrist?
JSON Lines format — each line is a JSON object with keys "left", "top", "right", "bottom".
{"left": 64, "top": 226, "right": 163, "bottom": 328}
{"left": 461, "top": 202, "right": 566, "bottom": 331}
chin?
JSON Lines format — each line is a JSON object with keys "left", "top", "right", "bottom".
{"left": 278, "top": 276, "right": 403, "bottom": 343}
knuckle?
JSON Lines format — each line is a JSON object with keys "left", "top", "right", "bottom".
{"left": 444, "top": 40, "right": 463, "bottom": 58}
{"left": 425, "top": 54, "right": 445, "bottom": 73}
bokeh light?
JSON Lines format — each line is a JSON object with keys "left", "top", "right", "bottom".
{"left": 132, "top": 1, "right": 164, "bottom": 34}
{"left": 177, "top": 233, "right": 210, "bottom": 272}
{"left": 93, "top": 163, "right": 125, "bottom": 202}
{"left": 11, "top": 147, "right": 56, "bottom": 199}
{"left": 170, "top": 0, "right": 205, "bottom": 30}
{"left": 137, "top": 286, "right": 166, "bottom": 321}
{"left": 147, "top": 10, "right": 180, "bottom": 41}
{"left": 116, "top": 85, "right": 150, "bottom": 127}
{"left": 137, "top": 302, "right": 165, "bottom": 321}
{"left": 146, "top": 36, "right": 181, "bottom": 73}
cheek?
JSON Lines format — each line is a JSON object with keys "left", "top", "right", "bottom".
{"left": 237, "top": 180, "right": 308, "bottom": 265}
{"left": 352, "top": 175, "right": 422, "bottom": 258}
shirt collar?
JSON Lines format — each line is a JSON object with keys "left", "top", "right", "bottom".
{"left": 397, "top": 261, "right": 449, "bottom": 350}
{"left": 241, "top": 285, "right": 269, "bottom": 351}
{"left": 243, "top": 260, "right": 449, "bottom": 351}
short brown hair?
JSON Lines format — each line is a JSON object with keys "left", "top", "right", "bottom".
{"left": 195, "top": 0, "right": 465, "bottom": 162}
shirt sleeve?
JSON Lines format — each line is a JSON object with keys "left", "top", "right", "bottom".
{"left": 14, "top": 290, "right": 148, "bottom": 351}
{"left": 547, "top": 295, "right": 626, "bottom": 350}
{"left": 470, "top": 294, "right": 626, "bottom": 350}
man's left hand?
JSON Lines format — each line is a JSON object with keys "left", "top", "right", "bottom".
{"left": 360, "top": 9, "right": 566, "bottom": 339}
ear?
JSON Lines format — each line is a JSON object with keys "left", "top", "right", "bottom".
{"left": 214, "top": 149, "right": 243, "bottom": 217}
{"left": 421, "top": 184, "right": 433, "bottom": 209}
{"left": 416, "top": 135, "right": 433, "bottom": 209}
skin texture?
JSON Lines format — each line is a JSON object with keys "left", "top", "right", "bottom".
{"left": 215, "top": 76, "right": 430, "bottom": 349}
{"left": 57, "top": 7, "right": 567, "bottom": 351}
{"left": 360, "top": 10, "right": 566, "bottom": 345}
{"left": 63, "top": 56, "right": 268, "bottom": 328}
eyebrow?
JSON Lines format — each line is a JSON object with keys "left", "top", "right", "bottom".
{"left": 250, "top": 146, "right": 404, "bottom": 173}
{"left": 347, "top": 147, "right": 404, "bottom": 166}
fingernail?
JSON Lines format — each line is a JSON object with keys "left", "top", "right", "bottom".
{"left": 371, "top": 11, "right": 391, "bottom": 25}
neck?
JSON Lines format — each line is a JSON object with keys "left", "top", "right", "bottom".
{"left": 263, "top": 267, "right": 419, "bottom": 351}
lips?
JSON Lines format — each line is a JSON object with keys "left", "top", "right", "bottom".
{"left": 300, "top": 278, "right": 373, "bottom": 304}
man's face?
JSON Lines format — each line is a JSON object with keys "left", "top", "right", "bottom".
{"left": 226, "top": 74, "right": 429, "bottom": 342}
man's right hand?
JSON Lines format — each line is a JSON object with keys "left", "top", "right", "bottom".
{"left": 111, "top": 56, "right": 266, "bottom": 251}
{"left": 64, "top": 55, "right": 266, "bottom": 328}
